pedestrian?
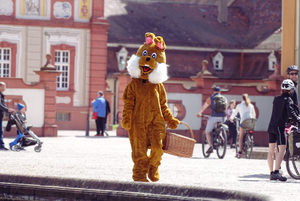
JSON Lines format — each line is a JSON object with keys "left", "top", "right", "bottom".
{"left": 104, "top": 97, "right": 111, "bottom": 136}
{"left": 229, "top": 94, "right": 256, "bottom": 158}
{"left": 226, "top": 100, "right": 237, "bottom": 148}
{"left": 196, "top": 86, "right": 227, "bottom": 155}
{"left": 0, "top": 82, "right": 15, "bottom": 151}
{"left": 267, "top": 79, "right": 300, "bottom": 182}
{"left": 286, "top": 65, "right": 299, "bottom": 110}
{"left": 9, "top": 103, "right": 26, "bottom": 151}
{"left": 91, "top": 91, "right": 106, "bottom": 136}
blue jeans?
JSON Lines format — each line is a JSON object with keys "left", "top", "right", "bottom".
{"left": 10, "top": 131, "right": 24, "bottom": 146}
{"left": 0, "top": 118, "right": 4, "bottom": 148}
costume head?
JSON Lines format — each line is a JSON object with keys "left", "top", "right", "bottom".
{"left": 17, "top": 103, "right": 25, "bottom": 111}
{"left": 127, "top": 32, "right": 168, "bottom": 84}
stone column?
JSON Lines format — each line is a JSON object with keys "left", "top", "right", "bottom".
{"left": 34, "top": 54, "right": 62, "bottom": 137}
{"left": 114, "top": 72, "right": 132, "bottom": 137}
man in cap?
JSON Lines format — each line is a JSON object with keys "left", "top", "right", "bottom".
{"left": 196, "top": 86, "right": 227, "bottom": 155}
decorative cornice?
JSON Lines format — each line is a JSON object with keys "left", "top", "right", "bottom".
{"left": 107, "top": 43, "right": 276, "bottom": 53}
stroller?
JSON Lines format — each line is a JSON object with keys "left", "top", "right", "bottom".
{"left": 6, "top": 112, "right": 43, "bottom": 152}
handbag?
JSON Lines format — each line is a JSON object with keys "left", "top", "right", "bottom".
{"left": 92, "top": 103, "right": 104, "bottom": 120}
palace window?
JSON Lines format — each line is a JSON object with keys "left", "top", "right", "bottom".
{"left": 56, "top": 112, "right": 70, "bottom": 121}
{"left": 55, "top": 50, "right": 70, "bottom": 90}
{"left": 0, "top": 48, "right": 11, "bottom": 77}
{"left": 168, "top": 103, "right": 179, "bottom": 118}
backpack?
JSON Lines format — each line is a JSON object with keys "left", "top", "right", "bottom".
{"left": 289, "top": 128, "right": 300, "bottom": 157}
{"left": 212, "top": 95, "right": 226, "bottom": 113}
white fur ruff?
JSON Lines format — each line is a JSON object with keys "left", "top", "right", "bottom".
{"left": 126, "top": 54, "right": 169, "bottom": 84}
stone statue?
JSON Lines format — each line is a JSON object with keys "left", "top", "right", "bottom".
{"left": 26, "top": 0, "right": 39, "bottom": 16}
{"left": 41, "top": 54, "right": 56, "bottom": 71}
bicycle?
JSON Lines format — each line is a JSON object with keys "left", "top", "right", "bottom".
{"left": 200, "top": 114, "right": 228, "bottom": 159}
{"left": 234, "top": 117, "right": 256, "bottom": 159}
{"left": 285, "top": 125, "right": 300, "bottom": 180}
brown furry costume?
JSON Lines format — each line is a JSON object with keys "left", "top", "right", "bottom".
{"left": 121, "top": 33, "right": 180, "bottom": 182}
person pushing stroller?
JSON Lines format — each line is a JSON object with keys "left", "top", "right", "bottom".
{"left": 7, "top": 103, "right": 43, "bottom": 152}
{"left": 9, "top": 104, "right": 27, "bottom": 150}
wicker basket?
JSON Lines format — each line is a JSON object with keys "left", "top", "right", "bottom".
{"left": 163, "top": 121, "right": 196, "bottom": 158}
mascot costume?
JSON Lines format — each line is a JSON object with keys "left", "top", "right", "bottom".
{"left": 121, "top": 32, "right": 180, "bottom": 182}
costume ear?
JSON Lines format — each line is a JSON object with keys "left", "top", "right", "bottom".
{"left": 145, "top": 32, "right": 155, "bottom": 45}
{"left": 154, "top": 36, "right": 166, "bottom": 50}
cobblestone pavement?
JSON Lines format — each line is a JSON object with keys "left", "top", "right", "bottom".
{"left": 0, "top": 130, "right": 299, "bottom": 201}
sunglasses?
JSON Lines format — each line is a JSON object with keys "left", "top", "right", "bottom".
{"left": 282, "top": 83, "right": 291, "bottom": 88}
{"left": 289, "top": 73, "right": 298, "bottom": 76}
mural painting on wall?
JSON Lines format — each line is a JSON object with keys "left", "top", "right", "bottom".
{"left": 0, "top": 0, "right": 13, "bottom": 16}
{"left": 53, "top": 2, "right": 72, "bottom": 19}
{"left": 80, "top": 0, "right": 90, "bottom": 19}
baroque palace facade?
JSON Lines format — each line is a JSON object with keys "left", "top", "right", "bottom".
{"left": 0, "top": 0, "right": 110, "bottom": 135}
{"left": 0, "top": 0, "right": 295, "bottom": 146}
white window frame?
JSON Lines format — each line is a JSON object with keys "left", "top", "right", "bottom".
{"left": 0, "top": 48, "right": 11, "bottom": 77}
{"left": 55, "top": 50, "right": 70, "bottom": 90}
{"left": 212, "top": 52, "right": 224, "bottom": 70}
{"left": 268, "top": 51, "right": 276, "bottom": 71}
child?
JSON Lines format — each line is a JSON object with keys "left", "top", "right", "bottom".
{"left": 9, "top": 103, "right": 27, "bottom": 151}
{"left": 267, "top": 79, "right": 300, "bottom": 181}
{"left": 226, "top": 100, "right": 237, "bottom": 148}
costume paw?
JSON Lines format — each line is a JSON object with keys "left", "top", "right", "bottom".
{"left": 167, "top": 119, "right": 180, "bottom": 129}
{"left": 121, "top": 118, "right": 131, "bottom": 130}
{"left": 148, "top": 165, "right": 159, "bottom": 182}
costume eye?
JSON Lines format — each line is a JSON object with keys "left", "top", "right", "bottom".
{"left": 151, "top": 53, "right": 157, "bottom": 59}
{"left": 142, "top": 50, "right": 148, "bottom": 56}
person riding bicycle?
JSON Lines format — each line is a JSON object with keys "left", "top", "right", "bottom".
{"left": 229, "top": 94, "right": 256, "bottom": 158}
{"left": 267, "top": 79, "right": 300, "bottom": 182}
{"left": 196, "top": 86, "right": 227, "bottom": 155}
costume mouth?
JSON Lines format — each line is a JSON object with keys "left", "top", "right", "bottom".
{"left": 142, "top": 65, "right": 151, "bottom": 72}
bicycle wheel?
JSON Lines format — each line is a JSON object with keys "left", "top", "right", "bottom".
{"left": 244, "top": 133, "right": 253, "bottom": 159}
{"left": 202, "top": 131, "right": 210, "bottom": 158}
{"left": 286, "top": 151, "right": 300, "bottom": 179}
{"left": 216, "top": 128, "right": 227, "bottom": 159}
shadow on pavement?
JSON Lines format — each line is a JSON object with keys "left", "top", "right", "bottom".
{"left": 239, "top": 174, "right": 270, "bottom": 180}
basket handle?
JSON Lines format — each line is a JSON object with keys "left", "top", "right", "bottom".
{"left": 180, "top": 121, "right": 194, "bottom": 139}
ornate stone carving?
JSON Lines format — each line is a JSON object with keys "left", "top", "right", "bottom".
{"left": 41, "top": 54, "right": 56, "bottom": 71}
{"left": 53, "top": 2, "right": 72, "bottom": 19}
{"left": 0, "top": 0, "right": 13, "bottom": 16}
{"left": 26, "top": 0, "right": 39, "bottom": 16}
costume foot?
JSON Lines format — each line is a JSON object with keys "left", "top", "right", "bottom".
{"left": 148, "top": 166, "right": 159, "bottom": 182}
{"left": 133, "top": 176, "right": 149, "bottom": 182}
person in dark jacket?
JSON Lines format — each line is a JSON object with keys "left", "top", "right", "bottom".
{"left": 0, "top": 82, "right": 15, "bottom": 150}
{"left": 104, "top": 98, "right": 111, "bottom": 136}
{"left": 267, "top": 79, "right": 300, "bottom": 182}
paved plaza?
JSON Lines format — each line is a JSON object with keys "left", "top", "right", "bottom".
{"left": 0, "top": 129, "right": 299, "bottom": 200}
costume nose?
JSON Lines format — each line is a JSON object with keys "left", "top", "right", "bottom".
{"left": 146, "top": 57, "right": 150, "bottom": 62}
